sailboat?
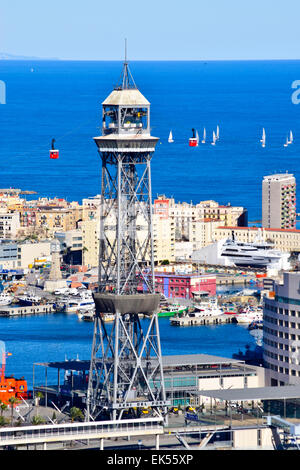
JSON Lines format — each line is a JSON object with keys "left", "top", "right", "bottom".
{"left": 196, "top": 130, "right": 199, "bottom": 146}
{"left": 216, "top": 125, "right": 220, "bottom": 141}
{"left": 284, "top": 135, "right": 289, "bottom": 147}
{"left": 261, "top": 128, "right": 266, "bottom": 147}
{"left": 211, "top": 131, "right": 216, "bottom": 146}
{"left": 201, "top": 128, "right": 206, "bottom": 143}
{"left": 288, "top": 130, "right": 293, "bottom": 145}
{"left": 168, "top": 130, "right": 174, "bottom": 143}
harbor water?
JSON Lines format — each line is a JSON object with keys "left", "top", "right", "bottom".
{"left": 0, "top": 311, "right": 257, "bottom": 389}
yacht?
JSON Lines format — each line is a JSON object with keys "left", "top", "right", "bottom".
{"left": 18, "top": 293, "right": 42, "bottom": 306}
{"left": 235, "top": 306, "right": 263, "bottom": 325}
{"left": 201, "top": 128, "right": 206, "bottom": 143}
{"left": 0, "top": 292, "right": 13, "bottom": 305}
{"left": 216, "top": 125, "right": 220, "bottom": 140}
{"left": 170, "top": 299, "right": 224, "bottom": 323}
{"left": 220, "top": 234, "right": 291, "bottom": 269}
{"left": 288, "top": 130, "right": 293, "bottom": 144}
{"left": 65, "top": 298, "right": 95, "bottom": 313}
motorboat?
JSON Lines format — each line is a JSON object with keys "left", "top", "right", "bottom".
{"left": 158, "top": 305, "right": 188, "bottom": 318}
{"left": 170, "top": 299, "right": 224, "bottom": 322}
{"left": 101, "top": 313, "right": 115, "bottom": 323}
{"left": 78, "top": 310, "right": 95, "bottom": 321}
{"left": 0, "top": 292, "right": 13, "bottom": 305}
{"left": 18, "top": 293, "right": 42, "bottom": 306}
{"left": 65, "top": 299, "right": 95, "bottom": 313}
{"left": 235, "top": 306, "right": 263, "bottom": 325}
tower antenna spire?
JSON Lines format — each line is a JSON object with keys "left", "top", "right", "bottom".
{"left": 116, "top": 39, "right": 136, "bottom": 90}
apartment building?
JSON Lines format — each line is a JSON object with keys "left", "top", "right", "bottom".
{"left": 0, "top": 211, "right": 20, "bottom": 239}
{"left": 262, "top": 173, "right": 296, "bottom": 229}
{"left": 81, "top": 218, "right": 100, "bottom": 268}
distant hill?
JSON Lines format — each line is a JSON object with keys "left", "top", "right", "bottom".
{"left": 0, "top": 52, "right": 59, "bottom": 60}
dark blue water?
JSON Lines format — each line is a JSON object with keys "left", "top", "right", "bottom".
{"left": 0, "top": 313, "right": 254, "bottom": 388}
{"left": 0, "top": 60, "right": 300, "bottom": 220}
{"left": 0, "top": 60, "right": 297, "bottom": 386}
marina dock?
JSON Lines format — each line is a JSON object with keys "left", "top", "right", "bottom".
{"left": 170, "top": 314, "right": 237, "bottom": 326}
{"left": 0, "top": 304, "right": 55, "bottom": 317}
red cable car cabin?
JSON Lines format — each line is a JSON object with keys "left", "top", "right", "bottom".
{"left": 50, "top": 149, "right": 59, "bottom": 159}
{"left": 189, "top": 128, "right": 198, "bottom": 147}
{"left": 50, "top": 138, "right": 59, "bottom": 159}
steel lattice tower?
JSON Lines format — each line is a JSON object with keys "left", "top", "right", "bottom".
{"left": 86, "top": 58, "right": 169, "bottom": 421}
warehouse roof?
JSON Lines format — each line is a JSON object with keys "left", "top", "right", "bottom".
{"left": 35, "top": 354, "right": 243, "bottom": 371}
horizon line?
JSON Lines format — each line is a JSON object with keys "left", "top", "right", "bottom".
{"left": 2, "top": 57, "right": 300, "bottom": 62}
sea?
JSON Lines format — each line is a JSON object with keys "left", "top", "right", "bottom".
{"left": 0, "top": 59, "right": 299, "bottom": 386}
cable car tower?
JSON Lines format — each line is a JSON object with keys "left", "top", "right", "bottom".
{"left": 86, "top": 50, "right": 169, "bottom": 421}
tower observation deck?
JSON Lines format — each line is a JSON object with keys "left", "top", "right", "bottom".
{"left": 86, "top": 59, "right": 169, "bottom": 421}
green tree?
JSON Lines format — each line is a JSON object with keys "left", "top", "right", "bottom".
{"left": 0, "top": 415, "right": 8, "bottom": 427}
{"left": 69, "top": 407, "right": 84, "bottom": 423}
{"left": 31, "top": 415, "right": 45, "bottom": 426}
{"left": 0, "top": 401, "right": 8, "bottom": 417}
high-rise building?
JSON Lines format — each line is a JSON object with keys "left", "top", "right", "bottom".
{"left": 263, "top": 272, "right": 300, "bottom": 386}
{"left": 262, "top": 173, "right": 296, "bottom": 229}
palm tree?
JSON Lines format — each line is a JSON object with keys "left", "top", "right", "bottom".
{"left": 35, "top": 391, "right": 44, "bottom": 406}
{"left": 8, "top": 397, "right": 19, "bottom": 424}
{"left": 69, "top": 407, "right": 84, "bottom": 423}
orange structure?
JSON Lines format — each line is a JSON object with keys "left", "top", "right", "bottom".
{"left": 0, "top": 352, "right": 29, "bottom": 404}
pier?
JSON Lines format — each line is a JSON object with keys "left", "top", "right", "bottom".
{"left": 170, "top": 314, "right": 237, "bottom": 326}
{"left": 0, "top": 304, "right": 55, "bottom": 317}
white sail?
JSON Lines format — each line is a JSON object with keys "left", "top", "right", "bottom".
{"left": 168, "top": 130, "right": 174, "bottom": 143}
{"left": 288, "top": 130, "right": 293, "bottom": 144}
{"left": 202, "top": 128, "right": 206, "bottom": 143}
{"left": 260, "top": 128, "right": 265, "bottom": 142}
{"left": 284, "top": 136, "right": 289, "bottom": 147}
{"left": 216, "top": 125, "right": 219, "bottom": 140}
{"left": 196, "top": 130, "right": 199, "bottom": 145}
{"left": 211, "top": 131, "right": 216, "bottom": 145}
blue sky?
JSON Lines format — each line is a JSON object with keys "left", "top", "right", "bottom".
{"left": 1, "top": 0, "right": 300, "bottom": 60}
